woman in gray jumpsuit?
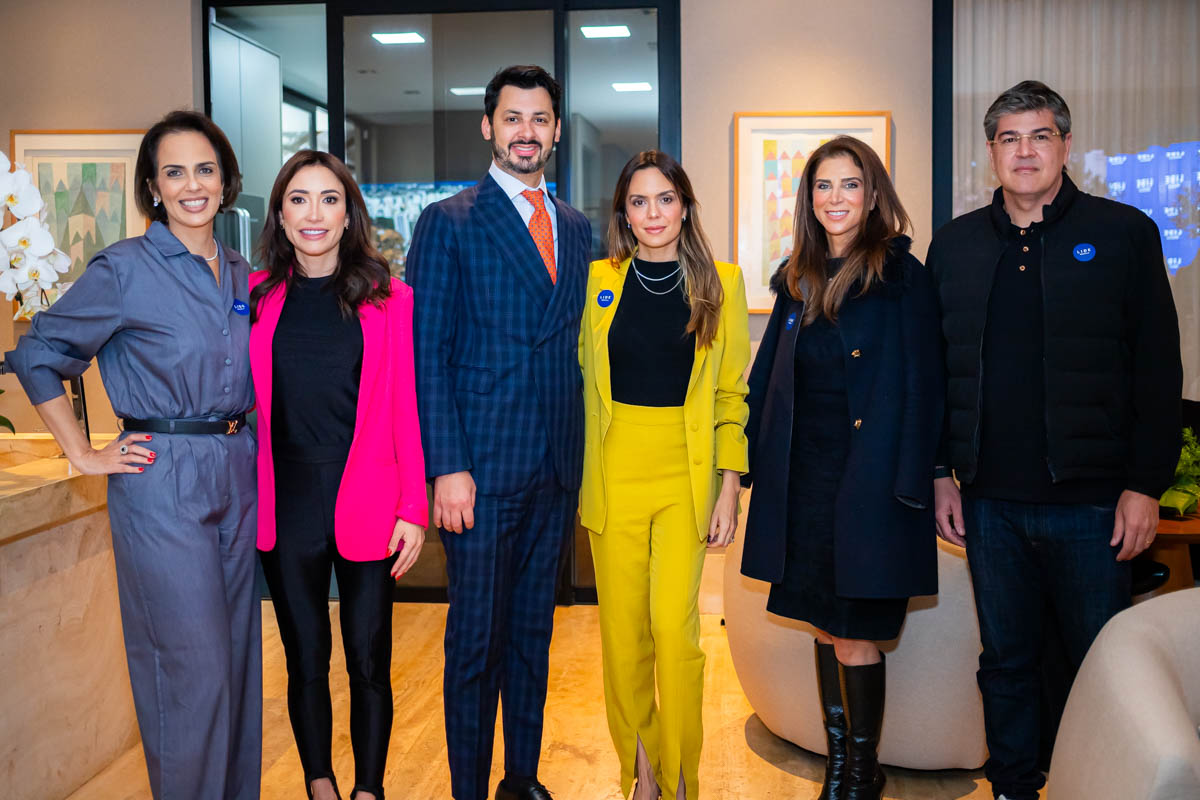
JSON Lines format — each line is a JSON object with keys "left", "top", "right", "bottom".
{"left": 5, "top": 110, "right": 260, "bottom": 800}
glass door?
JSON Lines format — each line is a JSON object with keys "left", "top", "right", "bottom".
{"left": 343, "top": 11, "right": 554, "bottom": 280}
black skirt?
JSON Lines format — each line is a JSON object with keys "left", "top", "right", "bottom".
{"left": 765, "top": 313, "right": 908, "bottom": 640}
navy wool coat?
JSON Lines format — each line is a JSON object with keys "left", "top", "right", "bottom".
{"left": 740, "top": 238, "right": 944, "bottom": 599}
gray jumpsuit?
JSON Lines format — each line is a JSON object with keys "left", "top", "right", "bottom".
{"left": 5, "top": 221, "right": 261, "bottom": 800}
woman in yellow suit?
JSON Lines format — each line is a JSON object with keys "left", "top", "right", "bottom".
{"left": 579, "top": 150, "right": 750, "bottom": 800}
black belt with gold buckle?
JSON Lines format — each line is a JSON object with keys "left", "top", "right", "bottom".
{"left": 121, "top": 414, "right": 247, "bottom": 435}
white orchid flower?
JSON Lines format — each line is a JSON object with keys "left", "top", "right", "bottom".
{"left": 0, "top": 151, "right": 10, "bottom": 173}
{"left": 0, "top": 167, "right": 44, "bottom": 219}
{"left": 48, "top": 249, "right": 71, "bottom": 273}
{"left": 7, "top": 246, "right": 28, "bottom": 270}
{"left": 15, "top": 256, "right": 59, "bottom": 291}
{"left": 0, "top": 216, "right": 55, "bottom": 257}
{"left": 0, "top": 268, "right": 19, "bottom": 301}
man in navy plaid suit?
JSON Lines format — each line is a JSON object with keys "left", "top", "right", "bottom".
{"left": 407, "top": 65, "right": 591, "bottom": 800}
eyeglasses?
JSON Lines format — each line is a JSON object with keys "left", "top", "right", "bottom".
{"left": 989, "top": 131, "right": 1064, "bottom": 151}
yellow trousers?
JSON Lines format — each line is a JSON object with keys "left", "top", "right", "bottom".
{"left": 590, "top": 402, "right": 707, "bottom": 800}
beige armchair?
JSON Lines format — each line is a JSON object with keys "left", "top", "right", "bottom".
{"left": 722, "top": 530, "right": 988, "bottom": 770}
{"left": 1048, "top": 587, "right": 1200, "bottom": 800}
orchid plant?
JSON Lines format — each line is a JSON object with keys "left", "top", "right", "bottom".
{"left": 0, "top": 151, "right": 72, "bottom": 314}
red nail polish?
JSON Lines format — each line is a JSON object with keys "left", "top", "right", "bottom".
{"left": 145, "top": 435, "right": 152, "bottom": 440}
{"left": 138, "top": 467, "right": 145, "bottom": 472}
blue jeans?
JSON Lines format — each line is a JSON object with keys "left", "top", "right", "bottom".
{"left": 962, "top": 497, "right": 1131, "bottom": 800}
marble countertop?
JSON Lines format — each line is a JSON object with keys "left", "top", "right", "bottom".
{"left": 0, "top": 434, "right": 112, "bottom": 545}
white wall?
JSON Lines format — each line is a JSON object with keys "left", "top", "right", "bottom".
{"left": 0, "top": 0, "right": 202, "bottom": 432}
{"left": 681, "top": 0, "right": 934, "bottom": 265}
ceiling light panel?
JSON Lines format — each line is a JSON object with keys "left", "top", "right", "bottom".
{"left": 612, "top": 82, "right": 653, "bottom": 92}
{"left": 372, "top": 32, "right": 425, "bottom": 44}
{"left": 450, "top": 87, "right": 486, "bottom": 96}
{"left": 581, "top": 25, "right": 632, "bottom": 38}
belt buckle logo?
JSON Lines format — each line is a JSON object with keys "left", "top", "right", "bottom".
{"left": 226, "top": 420, "right": 238, "bottom": 435}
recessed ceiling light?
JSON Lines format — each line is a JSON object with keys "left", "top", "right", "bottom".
{"left": 581, "top": 25, "right": 631, "bottom": 38}
{"left": 372, "top": 32, "right": 424, "bottom": 44}
{"left": 612, "top": 82, "right": 652, "bottom": 92}
{"left": 449, "top": 87, "right": 486, "bottom": 96}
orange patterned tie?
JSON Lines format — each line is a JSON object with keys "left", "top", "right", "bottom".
{"left": 521, "top": 189, "right": 557, "bottom": 284}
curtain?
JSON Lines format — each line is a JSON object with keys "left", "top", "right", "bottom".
{"left": 953, "top": 0, "right": 1200, "bottom": 400}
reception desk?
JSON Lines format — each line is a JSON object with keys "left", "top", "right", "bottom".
{"left": 0, "top": 435, "right": 139, "bottom": 800}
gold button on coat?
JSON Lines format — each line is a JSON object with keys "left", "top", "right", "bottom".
{"left": 853, "top": 419, "right": 863, "bottom": 429}
{"left": 851, "top": 349, "right": 862, "bottom": 358}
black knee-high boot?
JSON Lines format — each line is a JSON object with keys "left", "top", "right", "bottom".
{"left": 814, "top": 642, "right": 848, "bottom": 800}
{"left": 840, "top": 654, "right": 886, "bottom": 800}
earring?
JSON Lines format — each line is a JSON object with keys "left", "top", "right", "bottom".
{"left": 153, "top": 197, "right": 160, "bottom": 207}
{"left": 626, "top": 221, "right": 631, "bottom": 228}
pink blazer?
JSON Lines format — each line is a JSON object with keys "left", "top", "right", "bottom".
{"left": 249, "top": 272, "right": 428, "bottom": 561}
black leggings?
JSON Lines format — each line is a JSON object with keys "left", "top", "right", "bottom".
{"left": 260, "top": 455, "right": 395, "bottom": 799}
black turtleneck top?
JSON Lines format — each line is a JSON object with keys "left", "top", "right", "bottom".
{"left": 608, "top": 258, "right": 696, "bottom": 407}
{"left": 271, "top": 274, "right": 363, "bottom": 461}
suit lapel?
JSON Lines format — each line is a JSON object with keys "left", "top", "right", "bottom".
{"left": 593, "top": 255, "right": 631, "bottom": 416}
{"left": 251, "top": 281, "right": 286, "bottom": 442}
{"left": 353, "top": 301, "right": 385, "bottom": 457}
{"left": 475, "top": 175, "right": 554, "bottom": 309}
{"left": 537, "top": 202, "right": 583, "bottom": 344}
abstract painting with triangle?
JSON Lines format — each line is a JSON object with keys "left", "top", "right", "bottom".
{"left": 36, "top": 160, "right": 130, "bottom": 283}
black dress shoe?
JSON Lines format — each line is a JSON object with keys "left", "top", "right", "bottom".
{"left": 495, "top": 777, "right": 554, "bottom": 800}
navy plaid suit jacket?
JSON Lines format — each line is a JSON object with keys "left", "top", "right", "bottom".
{"left": 408, "top": 173, "right": 591, "bottom": 496}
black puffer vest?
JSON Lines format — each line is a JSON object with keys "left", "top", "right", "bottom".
{"left": 927, "top": 174, "right": 1182, "bottom": 496}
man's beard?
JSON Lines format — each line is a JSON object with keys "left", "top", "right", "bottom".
{"left": 492, "top": 138, "right": 550, "bottom": 175}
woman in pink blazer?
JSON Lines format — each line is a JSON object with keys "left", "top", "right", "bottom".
{"left": 249, "top": 150, "right": 427, "bottom": 800}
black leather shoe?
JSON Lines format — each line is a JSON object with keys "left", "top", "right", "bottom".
{"left": 495, "top": 777, "right": 555, "bottom": 800}
{"left": 814, "top": 642, "right": 848, "bottom": 800}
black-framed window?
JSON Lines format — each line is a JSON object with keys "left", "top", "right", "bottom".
{"left": 203, "top": 0, "right": 681, "bottom": 206}
{"left": 203, "top": 0, "right": 680, "bottom": 603}
{"left": 283, "top": 88, "right": 330, "bottom": 159}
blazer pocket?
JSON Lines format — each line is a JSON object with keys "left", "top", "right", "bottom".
{"left": 452, "top": 364, "right": 496, "bottom": 394}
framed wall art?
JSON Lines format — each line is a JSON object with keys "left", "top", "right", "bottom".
{"left": 733, "top": 112, "right": 891, "bottom": 311}
{"left": 10, "top": 130, "right": 147, "bottom": 288}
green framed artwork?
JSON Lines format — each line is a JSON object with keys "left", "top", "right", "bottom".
{"left": 10, "top": 130, "right": 147, "bottom": 288}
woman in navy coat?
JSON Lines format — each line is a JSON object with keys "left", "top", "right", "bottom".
{"left": 740, "top": 136, "right": 944, "bottom": 800}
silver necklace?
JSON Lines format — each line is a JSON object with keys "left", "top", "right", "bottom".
{"left": 203, "top": 238, "right": 219, "bottom": 262}
{"left": 631, "top": 258, "right": 684, "bottom": 296}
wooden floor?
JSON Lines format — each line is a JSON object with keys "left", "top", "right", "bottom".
{"left": 69, "top": 603, "right": 1014, "bottom": 800}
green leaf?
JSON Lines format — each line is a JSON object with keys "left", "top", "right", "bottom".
{"left": 0, "top": 388, "right": 12, "bottom": 433}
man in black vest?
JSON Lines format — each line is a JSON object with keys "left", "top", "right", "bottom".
{"left": 927, "top": 81, "right": 1182, "bottom": 800}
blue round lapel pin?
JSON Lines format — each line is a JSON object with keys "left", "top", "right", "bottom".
{"left": 1072, "top": 243, "right": 1096, "bottom": 262}
{"left": 785, "top": 312, "right": 797, "bottom": 330}
{"left": 597, "top": 289, "right": 614, "bottom": 308}
{"left": 232, "top": 299, "right": 250, "bottom": 315}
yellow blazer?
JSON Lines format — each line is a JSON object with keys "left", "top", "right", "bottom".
{"left": 579, "top": 255, "right": 751, "bottom": 541}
